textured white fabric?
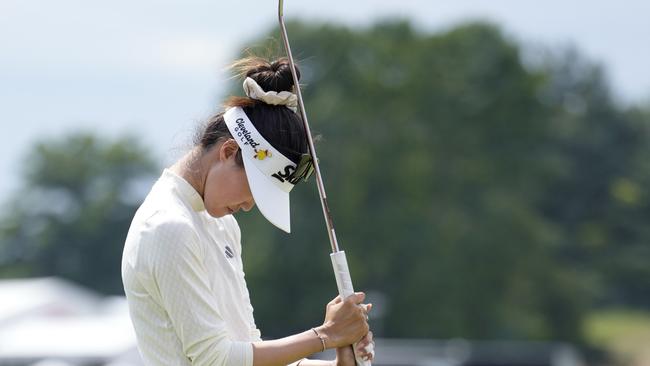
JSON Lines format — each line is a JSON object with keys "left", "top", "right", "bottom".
{"left": 122, "top": 169, "right": 262, "bottom": 366}
{"left": 243, "top": 77, "right": 298, "bottom": 112}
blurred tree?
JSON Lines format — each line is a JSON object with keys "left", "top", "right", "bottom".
{"left": 0, "top": 19, "right": 647, "bottom": 348}
{"left": 231, "top": 21, "right": 650, "bottom": 343}
{"left": 0, "top": 133, "right": 158, "bottom": 294}
{"left": 537, "top": 50, "right": 650, "bottom": 310}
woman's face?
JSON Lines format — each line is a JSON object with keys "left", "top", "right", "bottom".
{"left": 202, "top": 139, "right": 255, "bottom": 218}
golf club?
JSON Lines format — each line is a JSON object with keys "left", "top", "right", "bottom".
{"left": 277, "top": 1, "right": 372, "bottom": 365}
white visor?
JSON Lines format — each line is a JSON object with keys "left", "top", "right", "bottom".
{"left": 224, "top": 107, "right": 298, "bottom": 233}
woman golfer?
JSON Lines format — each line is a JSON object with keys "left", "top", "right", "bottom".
{"left": 122, "top": 57, "right": 374, "bottom": 366}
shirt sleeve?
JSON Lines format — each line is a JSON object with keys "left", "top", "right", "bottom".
{"left": 228, "top": 215, "right": 263, "bottom": 342}
{"left": 140, "top": 213, "right": 254, "bottom": 366}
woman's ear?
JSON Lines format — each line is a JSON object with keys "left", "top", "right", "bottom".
{"left": 219, "top": 138, "right": 240, "bottom": 162}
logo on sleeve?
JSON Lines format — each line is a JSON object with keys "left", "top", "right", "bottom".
{"left": 224, "top": 245, "right": 234, "bottom": 259}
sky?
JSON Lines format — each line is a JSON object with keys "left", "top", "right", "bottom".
{"left": 1, "top": 0, "right": 649, "bottom": 203}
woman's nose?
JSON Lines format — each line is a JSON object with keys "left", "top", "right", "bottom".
{"left": 242, "top": 199, "right": 255, "bottom": 212}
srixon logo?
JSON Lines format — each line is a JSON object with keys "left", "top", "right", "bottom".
{"left": 272, "top": 164, "right": 297, "bottom": 184}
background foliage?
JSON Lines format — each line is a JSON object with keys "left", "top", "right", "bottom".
{"left": 1, "top": 21, "right": 648, "bottom": 348}
{"left": 234, "top": 21, "right": 650, "bottom": 343}
{"left": 0, "top": 134, "right": 158, "bottom": 294}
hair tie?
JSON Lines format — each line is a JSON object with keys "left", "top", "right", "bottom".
{"left": 243, "top": 77, "right": 298, "bottom": 112}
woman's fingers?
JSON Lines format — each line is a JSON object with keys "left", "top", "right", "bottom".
{"left": 329, "top": 295, "right": 342, "bottom": 305}
{"left": 363, "top": 347, "right": 375, "bottom": 362}
{"left": 356, "top": 343, "right": 375, "bottom": 361}
{"left": 356, "top": 331, "right": 373, "bottom": 348}
{"left": 356, "top": 330, "right": 375, "bottom": 361}
{"left": 362, "top": 303, "right": 373, "bottom": 320}
{"left": 330, "top": 292, "right": 366, "bottom": 305}
{"left": 343, "top": 292, "right": 365, "bottom": 305}
{"left": 323, "top": 292, "right": 373, "bottom": 347}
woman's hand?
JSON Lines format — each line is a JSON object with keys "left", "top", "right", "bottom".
{"left": 334, "top": 330, "right": 375, "bottom": 366}
{"left": 317, "top": 293, "right": 370, "bottom": 349}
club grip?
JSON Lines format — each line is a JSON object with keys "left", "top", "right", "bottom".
{"left": 330, "top": 251, "right": 371, "bottom": 366}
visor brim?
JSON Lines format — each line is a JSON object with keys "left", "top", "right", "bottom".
{"left": 242, "top": 156, "right": 291, "bottom": 233}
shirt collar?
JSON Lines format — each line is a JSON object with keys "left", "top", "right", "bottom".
{"left": 163, "top": 169, "right": 206, "bottom": 212}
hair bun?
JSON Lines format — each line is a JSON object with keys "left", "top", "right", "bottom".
{"left": 244, "top": 57, "right": 300, "bottom": 94}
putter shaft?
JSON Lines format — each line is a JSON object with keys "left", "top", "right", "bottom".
{"left": 278, "top": 0, "right": 340, "bottom": 254}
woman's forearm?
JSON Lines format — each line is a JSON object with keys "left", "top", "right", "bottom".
{"left": 293, "top": 359, "right": 334, "bottom": 366}
{"left": 252, "top": 329, "right": 333, "bottom": 366}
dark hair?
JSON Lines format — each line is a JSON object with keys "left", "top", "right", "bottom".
{"left": 196, "top": 56, "right": 307, "bottom": 166}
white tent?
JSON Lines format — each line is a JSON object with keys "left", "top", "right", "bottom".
{"left": 0, "top": 277, "right": 142, "bottom": 366}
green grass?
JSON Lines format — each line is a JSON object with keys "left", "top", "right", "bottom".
{"left": 584, "top": 309, "right": 650, "bottom": 366}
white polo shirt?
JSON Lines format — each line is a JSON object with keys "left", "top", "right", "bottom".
{"left": 122, "top": 169, "right": 262, "bottom": 366}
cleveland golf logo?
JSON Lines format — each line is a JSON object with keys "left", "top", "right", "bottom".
{"left": 272, "top": 164, "right": 297, "bottom": 184}
{"left": 234, "top": 118, "right": 260, "bottom": 148}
